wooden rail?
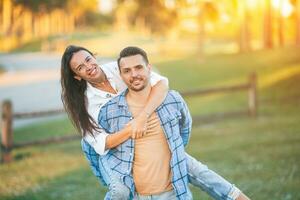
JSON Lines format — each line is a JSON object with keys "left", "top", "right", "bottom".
{"left": 181, "top": 73, "right": 257, "bottom": 117}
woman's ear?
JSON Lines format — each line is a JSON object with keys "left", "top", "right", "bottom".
{"left": 74, "top": 75, "right": 82, "bottom": 81}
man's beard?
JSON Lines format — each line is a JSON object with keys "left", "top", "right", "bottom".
{"left": 128, "top": 77, "right": 148, "bottom": 92}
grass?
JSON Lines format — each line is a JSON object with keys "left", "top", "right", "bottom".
{"left": 0, "top": 47, "right": 300, "bottom": 200}
{"left": 11, "top": 39, "right": 44, "bottom": 53}
{"left": 0, "top": 64, "right": 4, "bottom": 74}
{"left": 10, "top": 32, "right": 111, "bottom": 53}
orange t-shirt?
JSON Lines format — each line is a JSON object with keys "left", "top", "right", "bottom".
{"left": 129, "top": 105, "right": 172, "bottom": 195}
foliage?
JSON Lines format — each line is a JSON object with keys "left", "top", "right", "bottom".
{"left": 81, "top": 12, "right": 114, "bottom": 29}
{"left": 13, "top": 0, "right": 68, "bottom": 12}
{"left": 114, "top": 0, "right": 178, "bottom": 34}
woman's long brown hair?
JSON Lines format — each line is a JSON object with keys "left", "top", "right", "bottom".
{"left": 60, "top": 45, "right": 99, "bottom": 137}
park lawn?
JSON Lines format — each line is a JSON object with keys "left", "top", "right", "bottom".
{"left": 0, "top": 65, "right": 4, "bottom": 74}
{"left": 0, "top": 47, "right": 300, "bottom": 200}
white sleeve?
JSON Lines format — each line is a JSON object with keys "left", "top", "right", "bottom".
{"left": 84, "top": 128, "right": 109, "bottom": 156}
{"left": 150, "top": 71, "right": 169, "bottom": 86}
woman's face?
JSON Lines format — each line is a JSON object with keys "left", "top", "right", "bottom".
{"left": 69, "top": 50, "right": 104, "bottom": 83}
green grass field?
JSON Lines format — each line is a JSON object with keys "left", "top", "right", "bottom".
{"left": 0, "top": 47, "right": 299, "bottom": 200}
{"left": 0, "top": 64, "right": 4, "bottom": 74}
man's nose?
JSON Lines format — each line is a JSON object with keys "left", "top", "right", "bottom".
{"left": 131, "top": 69, "right": 138, "bottom": 77}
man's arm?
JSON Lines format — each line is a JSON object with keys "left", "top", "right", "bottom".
{"left": 176, "top": 92, "right": 192, "bottom": 146}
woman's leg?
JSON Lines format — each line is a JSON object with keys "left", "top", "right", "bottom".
{"left": 186, "top": 153, "right": 241, "bottom": 200}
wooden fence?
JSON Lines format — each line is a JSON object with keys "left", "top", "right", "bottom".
{"left": 0, "top": 106, "right": 80, "bottom": 163}
{"left": 0, "top": 73, "right": 257, "bottom": 163}
{"left": 181, "top": 73, "right": 258, "bottom": 122}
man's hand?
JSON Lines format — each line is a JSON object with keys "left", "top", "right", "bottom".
{"left": 130, "top": 111, "right": 149, "bottom": 139}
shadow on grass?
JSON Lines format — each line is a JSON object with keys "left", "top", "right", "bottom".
{"left": 14, "top": 152, "right": 32, "bottom": 161}
{"left": 260, "top": 73, "right": 300, "bottom": 105}
{"left": 0, "top": 167, "right": 107, "bottom": 200}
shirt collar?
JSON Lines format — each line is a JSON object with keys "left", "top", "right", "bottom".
{"left": 85, "top": 65, "right": 116, "bottom": 99}
{"left": 100, "top": 64, "right": 114, "bottom": 80}
{"left": 117, "top": 89, "right": 128, "bottom": 108}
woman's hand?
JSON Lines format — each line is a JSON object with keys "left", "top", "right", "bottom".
{"left": 130, "top": 110, "right": 149, "bottom": 139}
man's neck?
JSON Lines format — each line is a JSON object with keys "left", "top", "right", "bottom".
{"left": 126, "top": 85, "right": 151, "bottom": 107}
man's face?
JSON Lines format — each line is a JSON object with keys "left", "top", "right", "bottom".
{"left": 69, "top": 50, "right": 103, "bottom": 82}
{"left": 119, "top": 54, "right": 151, "bottom": 92}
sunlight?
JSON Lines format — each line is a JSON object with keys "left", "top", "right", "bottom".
{"left": 247, "top": 0, "right": 259, "bottom": 9}
{"left": 260, "top": 65, "right": 300, "bottom": 89}
{"left": 272, "top": 0, "right": 294, "bottom": 17}
{"left": 281, "top": 0, "right": 293, "bottom": 17}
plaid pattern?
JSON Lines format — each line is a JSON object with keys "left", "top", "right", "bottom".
{"left": 81, "top": 139, "right": 107, "bottom": 186}
{"left": 97, "top": 90, "right": 192, "bottom": 200}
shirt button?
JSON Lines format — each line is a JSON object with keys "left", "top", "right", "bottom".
{"left": 130, "top": 117, "right": 133, "bottom": 120}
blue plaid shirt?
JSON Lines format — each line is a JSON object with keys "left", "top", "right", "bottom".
{"left": 82, "top": 90, "right": 193, "bottom": 199}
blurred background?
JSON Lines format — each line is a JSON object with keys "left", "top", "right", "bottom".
{"left": 0, "top": 0, "right": 299, "bottom": 199}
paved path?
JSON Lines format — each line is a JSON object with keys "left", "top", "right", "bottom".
{"left": 0, "top": 52, "right": 111, "bottom": 127}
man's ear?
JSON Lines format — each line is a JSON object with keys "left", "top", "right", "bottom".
{"left": 147, "top": 64, "right": 152, "bottom": 71}
{"left": 74, "top": 75, "right": 82, "bottom": 81}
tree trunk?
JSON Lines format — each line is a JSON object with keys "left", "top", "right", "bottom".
{"left": 2, "top": 0, "right": 12, "bottom": 35}
{"left": 238, "top": 0, "right": 251, "bottom": 52}
{"left": 198, "top": 2, "right": 205, "bottom": 60}
{"left": 263, "top": 0, "right": 273, "bottom": 49}
{"left": 278, "top": 0, "right": 284, "bottom": 47}
{"left": 296, "top": 0, "right": 300, "bottom": 45}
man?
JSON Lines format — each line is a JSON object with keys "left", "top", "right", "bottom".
{"left": 98, "top": 46, "right": 193, "bottom": 199}
{"left": 61, "top": 45, "right": 250, "bottom": 200}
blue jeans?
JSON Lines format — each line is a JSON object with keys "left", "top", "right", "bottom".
{"left": 186, "top": 153, "right": 240, "bottom": 200}
{"left": 98, "top": 156, "right": 130, "bottom": 200}
{"left": 101, "top": 154, "right": 240, "bottom": 200}
{"left": 82, "top": 140, "right": 240, "bottom": 200}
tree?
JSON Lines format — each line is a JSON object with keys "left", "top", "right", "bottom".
{"left": 198, "top": 1, "right": 219, "bottom": 55}
{"left": 263, "top": 0, "right": 273, "bottom": 49}
{"left": 278, "top": 0, "right": 285, "bottom": 47}
{"left": 237, "top": 0, "right": 251, "bottom": 52}
{"left": 296, "top": 0, "right": 300, "bottom": 45}
{"left": 114, "top": 0, "right": 178, "bottom": 35}
{"left": 13, "top": 0, "right": 68, "bottom": 12}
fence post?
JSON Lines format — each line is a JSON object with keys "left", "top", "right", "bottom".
{"left": 248, "top": 73, "right": 258, "bottom": 117}
{"left": 1, "top": 100, "right": 13, "bottom": 163}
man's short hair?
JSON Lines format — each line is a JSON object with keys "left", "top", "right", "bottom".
{"left": 117, "top": 46, "right": 149, "bottom": 70}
